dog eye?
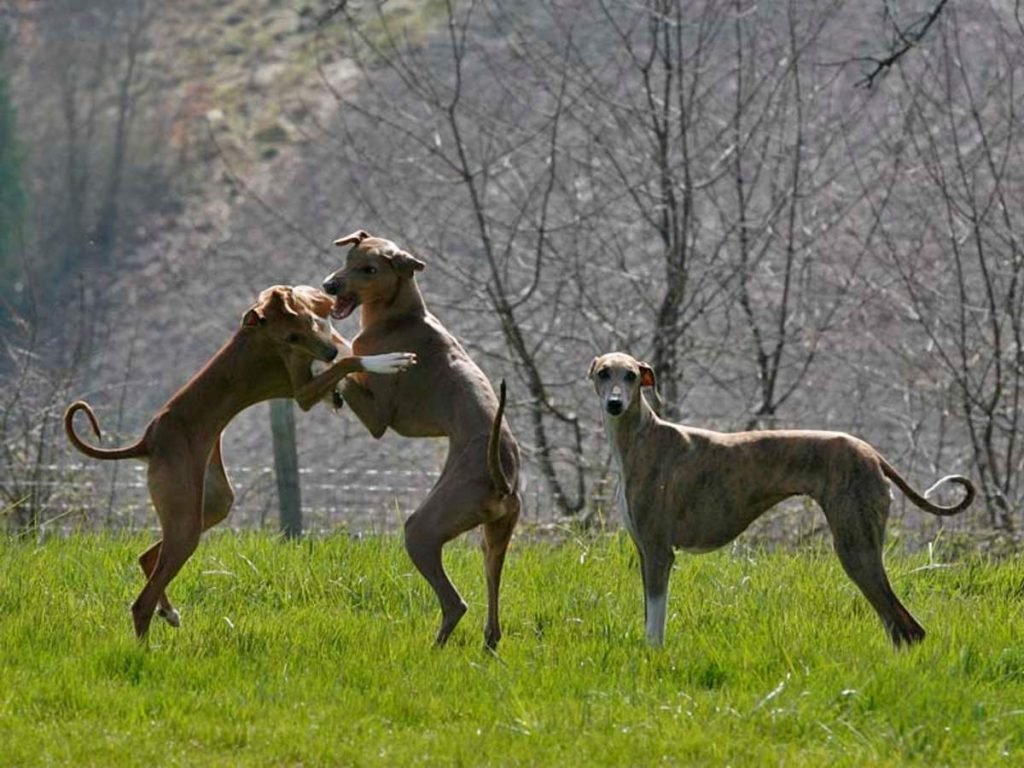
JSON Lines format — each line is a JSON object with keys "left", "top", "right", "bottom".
{"left": 624, "top": 371, "right": 637, "bottom": 382}
{"left": 361, "top": 265, "right": 377, "bottom": 275}
{"left": 596, "top": 368, "right": 610, "bottom": 380}
{"left": 287, "top": 333, "right": 300, "bottom": 343}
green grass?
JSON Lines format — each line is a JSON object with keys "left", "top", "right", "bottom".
{"left": 1, "top": 531, "right": 1022, "bottom": 766}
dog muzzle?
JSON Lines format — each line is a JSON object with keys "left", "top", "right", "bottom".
{"left": 330, "top": 293, "right": 360, "bottom": 320}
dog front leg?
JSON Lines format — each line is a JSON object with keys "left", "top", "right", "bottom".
{"left": 293, "top": 357, "right": 366, "bottom": 411}
{"left": 641, "top": 546, "right": 674, "bottom": 647}
{"left": 339, "top": 376, "right": 394, "bottom": 438}
{"left": 295, "top": 353, "right": 415, "bottom": 414}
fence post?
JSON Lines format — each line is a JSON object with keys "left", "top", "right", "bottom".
{"left": 269, "top": 399, "right": 302, "bottom": 539}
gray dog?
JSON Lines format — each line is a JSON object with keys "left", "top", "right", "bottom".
{"left": 589, "top": 351, "right": 975, "bottom": 648}
{"left": 322, "top": 231, "right": 521, "bottom": 650}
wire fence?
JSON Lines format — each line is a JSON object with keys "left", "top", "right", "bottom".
{"left": 1, "top": 461, "right": 997, "bottom": 549}
{"left": 1, "top": 462, "right": 447, "bottom": 535}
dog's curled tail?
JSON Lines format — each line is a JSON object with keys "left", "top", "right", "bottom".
{"left": 487, "top": 380, "right": 513, "bottom": 498}
{"left": 64, "top": 400, "right": 148, "bottom": 461}
{"left": 880, "top": 458, "right": 975, "bottom": 516}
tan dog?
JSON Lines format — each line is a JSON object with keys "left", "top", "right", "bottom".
{"left": 322, "top": 231, "right": 521, "bottom": 650}
{"left": 589, "top": 351, "right": 975, "bottom": 648}
{"left": 65, "top": 285, "right": 416, "bottom": 638}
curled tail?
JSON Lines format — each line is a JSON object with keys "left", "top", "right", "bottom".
{"left": 487, "top": 380, "right": 513, "bottom": 498}
{"left": 879, "top": 457, "right": 975, "bottom": 516}
{"left": 64, "top": 400, "right": 148, "bottom": 461}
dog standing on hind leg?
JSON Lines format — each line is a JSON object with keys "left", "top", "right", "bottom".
{"left": 321, "top": 230, "right": 521, "bottom": 651}
{"left": 65, "top": 285, "right": 416, "bottom": 639}
{"left": 588, "top": 351, "right": 975, "bottom": 649}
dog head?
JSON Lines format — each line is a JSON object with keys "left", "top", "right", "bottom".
{"left": 588, "top": 352, "right": 656, "bottom": 417}
{"left": 242, "top": 285, "right": 339, "bottom": 364}
{"left": 321, "top": 230, "right": 426, "bottom": 320}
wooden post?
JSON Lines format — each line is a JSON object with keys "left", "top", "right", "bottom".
{"left": 270, "top": 399, "right": 302, "bottom": 539}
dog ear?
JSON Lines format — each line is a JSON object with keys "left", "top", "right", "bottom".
{"left": 390, "top": 249, "right": 426, "bottom": 276}
{"left": 638, "top": 362, "right": 656, "bottom": 388}
{"left": 333, "top": 230, "right": 371, "bottom": 247}
{"left": 638, "top": 361, "right": 664, "bottom": 416}
{"left": 587, "top": 357, "right": 599, "bottom": 379}
{"left": 293, "top": 286, "right": 334, "bottom": 318}
{"left": 242, "top": 307, "right": 266, "bottom": 327}
{"left": 267, "top": 288, "right": 299, "bottom": 317}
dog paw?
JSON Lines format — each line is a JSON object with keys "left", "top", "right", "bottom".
{"left": 158, "top": 607, "right": 181, "bottom": 628}
{"left": 362, "top": 352, "right": 418, "bottom": 374}
{"left": 318, "top": 388, "right": 345, "bottom": 416}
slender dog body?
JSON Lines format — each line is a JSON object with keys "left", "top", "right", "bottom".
{"left": 322, "top": 230, "right": 521, "bottom": 650}
{"left": 65, "top": 285, "right": 415, "bottom": 638}
{"left": 590, "top": 352, "right": 975, "bottom": 648}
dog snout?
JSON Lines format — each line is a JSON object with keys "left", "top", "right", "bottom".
{"left": 606, "top": 398, "right": 624, "bottom": 416}
{"left": 322, "top": 274, "right": 342, "bottom": 296}
{"left": 315, "top": 342, "right": 339, "bottom": 363}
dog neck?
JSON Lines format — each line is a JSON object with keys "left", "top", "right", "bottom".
{"left": 360, "top": 275, "right": 427, "bottom": 328}
{"left": 603, "top": 393, "right": 657, "bottom": 468}
{"left": 165, "top": 331, "right": 292, "bottom": 434}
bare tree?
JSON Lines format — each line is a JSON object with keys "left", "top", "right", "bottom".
{"left": 12, "top": 0, "right": 167, "bottom": 280}
{"left": 315, "top": 0, "right": 595, "bottom": 514}
{"left": 872, "top": 2, "right": 1024, "bottom": 528}
{"left": 0, "top": 285, "right": 93, "bottom": 534}
{"left": 855, "top": 0, "right": 951, "bottom": 88}
{"left": 2, "top": 0, "right": 1017, "bottom": 539}
{"left": 92, "top": 0, "right": 154, "bottom": 255}
{"left": 563, "top": 0, "right": 732, "bottom": 417}
{"left": 717, "top": 0, "right": 874, "bottom": 427}
{"left": 309, "top": 0, "right": 907, "bottom": 514}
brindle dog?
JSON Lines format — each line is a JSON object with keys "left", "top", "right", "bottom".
{"left": 589, "top": 351, "right": 975, "bottom": 648}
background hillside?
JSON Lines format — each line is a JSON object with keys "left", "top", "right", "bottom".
{"left": 2, "top": 0, "right": 1021, "bottom": 543}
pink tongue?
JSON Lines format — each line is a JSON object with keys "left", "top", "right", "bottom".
{"left": 331, "top": 295, "right": 356, "bottom": 319}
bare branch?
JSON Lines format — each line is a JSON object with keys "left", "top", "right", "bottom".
{"left": 316, "top": 0, "right": 348, "bottom": 27}
{"left": 855, "top": 0, "right": 950, "bottom": 88}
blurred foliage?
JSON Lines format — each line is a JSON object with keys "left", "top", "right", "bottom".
{"left": 0, "top": 31, "right": 26, "bottom": 314}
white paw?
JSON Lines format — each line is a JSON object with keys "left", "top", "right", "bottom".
{"left": 362, "top": 352, "right": 417, "bottom": 375}
{"left": 158, "top": 607, "right": 181, "bottom": 628}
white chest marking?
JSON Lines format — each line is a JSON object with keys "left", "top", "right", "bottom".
{"left": 605, "top": 420, "right": 638, "bottom": 542}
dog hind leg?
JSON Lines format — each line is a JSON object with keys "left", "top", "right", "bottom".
{"left": 136, "top": 440, "right": 235, "bottom": 629}
{"left": 824, "top": 492, "right": 925, "bottom": 647}
{"left": 481, "top": 496, "right": 520, "bottom": 651}
{"left": 132, "top": 517, "right": 202, "bottom": 639}
{"left": 131, "top": 456, "right": 204, "bottom": 639}
{"left": 138, "top": 543, "right": 179, "bottom": 627}
{"left": 404, "top": 474, "right": 495, "bottom": 647}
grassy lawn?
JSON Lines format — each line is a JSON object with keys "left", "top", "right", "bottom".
{"left": 1, "top": 531, "right": 1022, "bottom": 766}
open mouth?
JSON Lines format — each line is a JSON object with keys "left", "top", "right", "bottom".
{"left": 331, "top": 293, "right": 359, "bottom": 320}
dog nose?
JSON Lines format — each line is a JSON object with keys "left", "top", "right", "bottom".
{"left": 606, "top": 399, "right": 623, "bottom": 416}
{"left": 326, "top": 345, "right": 339, "bottom": 362}
{"left": 322, "top": 275, "right": 341, "bottom": 295}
